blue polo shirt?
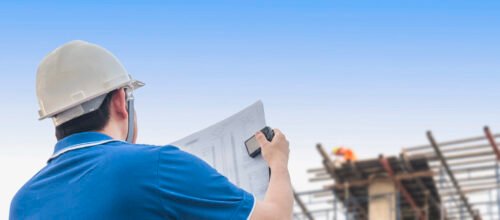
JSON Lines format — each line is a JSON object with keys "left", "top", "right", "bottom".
{"left": 10, "top": 132, "right": 255, "bottom": 220}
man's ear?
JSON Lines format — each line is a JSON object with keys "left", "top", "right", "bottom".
{"left": 109, "top": 89, "right": 128, "bottom": 120}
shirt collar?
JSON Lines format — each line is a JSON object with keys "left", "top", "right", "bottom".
{"left": 53, "top": 132, "right": 116, "bottom": 156}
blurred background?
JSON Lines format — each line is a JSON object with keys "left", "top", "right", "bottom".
{"left": 1, "top": 1, "right": 499, "bottom": 219}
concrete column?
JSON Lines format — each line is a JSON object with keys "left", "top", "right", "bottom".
{"left": 368, "top": 178, "right": 397, "bottom": 220}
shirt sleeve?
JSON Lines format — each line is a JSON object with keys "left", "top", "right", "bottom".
{"left": 156, "top": 145, "right": 255, "bottom": 220}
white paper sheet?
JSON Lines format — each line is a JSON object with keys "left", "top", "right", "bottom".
{"left": 171, "top": 101, "right": 269, "bottom": 199}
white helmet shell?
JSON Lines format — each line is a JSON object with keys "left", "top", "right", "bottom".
{"left": 36, "top": 40, "right": 144, "bottom": 126}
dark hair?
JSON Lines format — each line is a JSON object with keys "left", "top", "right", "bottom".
{"left": 55, "top": 90, "right": 116, "bottom": 140}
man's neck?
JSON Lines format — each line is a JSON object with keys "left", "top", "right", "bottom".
{"left": 97, "top": 124, "right": 126, "bottom": 141}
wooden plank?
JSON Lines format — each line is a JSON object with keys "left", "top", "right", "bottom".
{"left": 324, "top": 170, "right": 435, "bottom": 190}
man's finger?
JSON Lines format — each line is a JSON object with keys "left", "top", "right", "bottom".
{"left": 255, "top": 131, "right": 270, "bottom": 147}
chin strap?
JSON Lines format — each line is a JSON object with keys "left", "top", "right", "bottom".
{"left": 125, "top": 88, "right": 135, "bottom": 143}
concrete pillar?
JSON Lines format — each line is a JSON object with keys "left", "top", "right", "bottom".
{"left": 368, "top": 178, "right": 397, "bottom": 220}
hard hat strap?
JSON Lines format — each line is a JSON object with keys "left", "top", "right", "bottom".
{"left": 125, "top": 88, "right": 135, "bottom": 143}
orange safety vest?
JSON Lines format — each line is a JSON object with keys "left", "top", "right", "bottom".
{"left": 337, "top": 148, "right": 357, "bottom": 161}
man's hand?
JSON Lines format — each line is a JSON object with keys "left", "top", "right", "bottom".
{"left": 251, "top": 128, "right": 293, "bottom": 220}
{"left": 255, "top": 129, "right": 290, "bottom": 169}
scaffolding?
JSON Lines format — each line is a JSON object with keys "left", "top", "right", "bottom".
{"left": 295, "top": 145, "right": 440, "bottom": 220}
{"left": 294, "top": 126, "right": 500, "bottom": 220}
{"left": 403, "top": 126, "right": 500, "bottom": 219}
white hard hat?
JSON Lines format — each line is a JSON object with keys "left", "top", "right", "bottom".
{"left": 36, "top": 40, "right": 144, "bottom": 126}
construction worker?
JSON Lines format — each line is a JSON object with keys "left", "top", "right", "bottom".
{"left": 332, "top": 146, "right": 357, "bottom": 162}
{"left": 10, "top": 40, "right": 293, "bottom": 219}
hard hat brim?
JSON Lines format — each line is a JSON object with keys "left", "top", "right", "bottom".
{"left": 38, "top": 79, "right": 145, "bottom": 121}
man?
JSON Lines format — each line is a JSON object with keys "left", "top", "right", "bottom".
{"left": 332, "top": 146, "right": 357, "bottom": 162}
{"left": 10, "top": 40, "right": 293, "bottom": 219}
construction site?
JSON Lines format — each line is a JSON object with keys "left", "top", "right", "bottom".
{"left": 293, "top": 126, "right": 500, "bottom": 220}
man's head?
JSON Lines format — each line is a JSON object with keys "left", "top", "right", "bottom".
{"left": 55, "top": 88, "right": 137, "bottom": 142}
{"left": 36, "top": 40, "right": 144, "bottom": 142}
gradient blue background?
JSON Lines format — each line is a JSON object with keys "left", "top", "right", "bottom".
{"left": 1, "top": 0, "right": 500, "bottom": 217}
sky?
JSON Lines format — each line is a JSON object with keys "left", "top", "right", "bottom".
{"left": 1, "top": 0, "right": 500, "bottom": 217}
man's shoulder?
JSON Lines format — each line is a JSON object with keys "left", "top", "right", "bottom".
{"left": 105, "top": 142, "right": 182, "bottom": 154}
{"left": 88, "top": 141, "right": 215, "bottom": 182}
{"left": 102, "top": 142, "right": 204, "bottom": 167}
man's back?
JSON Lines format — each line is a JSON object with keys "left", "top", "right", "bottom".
{"left": 10, "top": 132, "right": 254, "bottom": 220}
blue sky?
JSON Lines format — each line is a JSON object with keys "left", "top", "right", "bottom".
{"left": 1, "top": 0, "right": 500, "bottom": 216}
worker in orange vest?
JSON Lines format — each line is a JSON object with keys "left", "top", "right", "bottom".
{"left": 332, "top": 147, "right": 357, "bottom": 162}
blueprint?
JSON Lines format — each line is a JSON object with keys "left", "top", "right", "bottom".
{"left": 171, "top": 101, "right": 269, "bottom": 199}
